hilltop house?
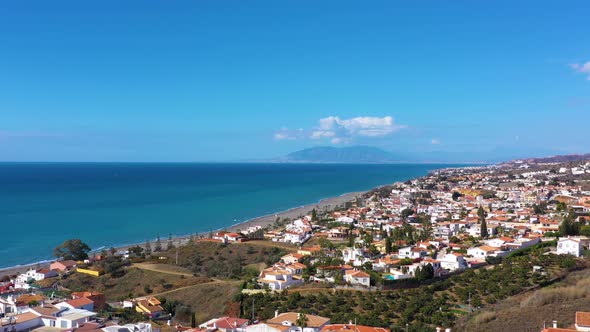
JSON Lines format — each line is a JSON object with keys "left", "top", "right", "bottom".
{"left": 321, "top": 324, "right": 390, "bottom": 332}
{"left": 0, "top": 305, "right": 97, "bottom": 332}
{"left": 343, "top": 270, "right": 371, "bottom": 287}
{"left": 258, "top": 267, "right": 302, "bottom": 290}
{"left": 50, "top": 260, "right": 77, "bottom": 272}
{"left": 438, "top": 253, "right": 468, "bottom": 271}
{"left": 246, "top": 312, "right": 330, "bottom": 332}
{"left": 557, "top": 236, "right": 590, "bottom": 257}
{"left": 398, "top": 247, "right": 428, "bottom": 260}
{"left": 199, "top": 317, "right": 249, "bottom": 332}
{"left": 135, "top": 297, "right": 164, "bottom": 318}
{"left": 467, "top": 245, "right": 508, "bottom": 260}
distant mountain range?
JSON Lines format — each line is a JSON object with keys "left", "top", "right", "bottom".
{"left": 278, "top": 146, "right": 487, "bottom": 164}
{"left": 280, "top": 146, "right": 400, "bottom": 163}
{"left": 270, "top": 146, "right": 590, "bottom": 164}
{"left": 514, "top": 153, "right": 590, "bottom": 164}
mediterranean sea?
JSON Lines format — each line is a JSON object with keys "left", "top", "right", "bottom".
{"left": 0, "top": 162, "right": 461, "bottom": 269}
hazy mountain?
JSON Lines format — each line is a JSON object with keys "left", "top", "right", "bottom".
{"left": 281, "top": 146, "right": 400, "bottom": 163}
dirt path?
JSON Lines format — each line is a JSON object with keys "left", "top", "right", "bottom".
{"left": 136, "top": 278, "right": 240, "bottom": 300}
{"left": 236, "top": 240, "right": 298, "bottom": 251}
{"left": 132, "top": 263, "right": 194, "bottom": 277}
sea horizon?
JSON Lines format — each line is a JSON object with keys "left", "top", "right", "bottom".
{"left": 0, "top": 162, "right": 468, "bottom": 269}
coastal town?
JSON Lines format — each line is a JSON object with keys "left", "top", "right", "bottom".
{"left": 2, "top": 156, "right": 590, "bottom": 332}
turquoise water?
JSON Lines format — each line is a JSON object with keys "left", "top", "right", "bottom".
{"left": 383, "top": 275, "right": 396, "bottom": 280}
{"left": 0, "top": 163, "right": 459, "bottom": 269}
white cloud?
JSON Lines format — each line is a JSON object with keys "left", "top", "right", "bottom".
{"left": 570, "top": 61, "right": 590, "bottom": 80}
{"left": 330, "top": 137, "right": 342, "bottom": 144}
{"left": 431, "top": 138, "right": 440, "bottom": 145}
{"left": 274, "top": 115, "right": 406, "bottom": 144}
{"left": 317, "top": 116, "right": 406, "bottom": 138}
{"left": 273, "top": 127, "right": 297, "bottom": 140}
{"left": 310, "top": 130, "right": 336, "bottom": 139}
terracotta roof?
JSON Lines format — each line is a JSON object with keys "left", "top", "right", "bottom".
{"left": 542, "top": 329, "right": 577, "bottom": 332}
{"left": 211, "top": 317, "right": 249, "bottom": 329}
{"left": 322, "top": 324, "right": 390, "bottom": 332}
{"left": 56, "top": 260, "right": 77, "bottom": 267}
{"left": 65, "top": 297, "right": 94, "bottom": 308}
{"left": 75, "top": 322, "right": 105, "bottom": 331}
{"left": 13, "top": 312, "right": 41, "bottom": 324}
{"left": 30, "top": 306, "right": 61, "bottom": 316}
{"left": 345, "top": 270, "right": 370, "bottom": 278}
{"left": 253, "top": 323, "right": 290, "bottom": 332}
{"left": 267, "top": 312, "right": 330, "bottom": 328}
{"left": 577, "top": 311, "right": 590, "bottom": 326}
{"left": 475, "top": 245, "right": 501, "bottom": 253}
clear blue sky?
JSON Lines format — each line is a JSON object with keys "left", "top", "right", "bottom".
{"left": 1, "top": 1, "right": 589, "bottom": 162}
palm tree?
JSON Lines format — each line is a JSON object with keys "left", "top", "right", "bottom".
{"left": 296, "top": 313, "right": 308, "bottom": 328}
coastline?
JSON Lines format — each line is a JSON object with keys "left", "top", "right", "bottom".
{"left": 0, "top": 190, "right": 366, "bottom": 278}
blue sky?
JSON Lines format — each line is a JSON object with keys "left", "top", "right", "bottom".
{"left": 0, "top": 1, "right": 589, "bottom": 162}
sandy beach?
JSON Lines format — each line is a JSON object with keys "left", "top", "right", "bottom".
{"left": 0, "top": 190, "right": 365, "bottom": 278}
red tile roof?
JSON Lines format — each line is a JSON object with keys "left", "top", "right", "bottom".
{"left": 65, "top": 297, "right": 94, "bottom": 308}
{"left": 576, "top": 311, "right": 590, "bottom": 327}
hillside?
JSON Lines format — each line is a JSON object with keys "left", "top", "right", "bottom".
{"left": 282, "top": 146, "right": 399, "bottom": 163}
{"left": 455, "top": 269, "right": 590, "bottom": 331}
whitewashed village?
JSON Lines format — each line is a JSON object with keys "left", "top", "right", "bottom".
{"left": 2, "top": 157, "right": 590, "bottom": 332}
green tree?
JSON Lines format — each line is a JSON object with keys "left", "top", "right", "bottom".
{"left": 128, "top": 245, "right": 144, "bottom": 258}
{"left": 385, "top": 237, "right": 393, "bottom": 254}
{"left": 53, "top": 239, "right": 91, "bottom": 261}
{"left": 154, "top": 236, "right": 162, "bottom": 252}
{"left": 478, "top": 206, "right": 489, "bottom": 239}
{"left": 191, "top": 312, "right": 196, "bottom": 328}
{"left": 401, "top": 208, "right": 414, "bottom": 220}
{"left": 559, "top": 211, "right": 580, "bottom": 236}
{"left": 296, "top": 313, "right": 308, "bottom": 327}
{"left": 145, "top": 240, "right": 152, "bottom": 255}
{"left": 480, "top": 217, "right": 489, "bottom": 239}
{"left": 167, "top": 234, "right": 175, "bottom": 251}
{"left": 311, "top": 209, "right": 318, "bottom": 222}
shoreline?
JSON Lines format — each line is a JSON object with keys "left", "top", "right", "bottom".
{"left": 0, "top": 190, "right": 366, "bottom": 277}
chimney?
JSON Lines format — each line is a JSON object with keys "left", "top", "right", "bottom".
{"left": 444, "top": 329, "right": 451, "bottom": 332}
{"left": 275, "top": 310, "right": 279, "bottom": 318}
{"left": 436, "top": 328, "right": 441, "bottom": 332}
{"left": 553, "top": 321, "right": 557, "bottom": 328}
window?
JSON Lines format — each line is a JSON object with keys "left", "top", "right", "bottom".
{"left": 61, "top": 321, "right": 68, "bottom": 328}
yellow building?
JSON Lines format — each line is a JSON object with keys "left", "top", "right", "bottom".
{"left": 76, "top": 268, "right": 103, "bottom": 277}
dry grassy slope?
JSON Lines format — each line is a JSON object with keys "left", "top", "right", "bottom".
{"left": 59, "top": 268, "right": 210, "bottom": 300}
{"left": 456, "top": 269, "right": 590, "bottom": 332}
{"left": 154, "top": 241, "right": 289, "bottom": 278}
{"left": 159, "top": 281, "right": 241, "bottom": 323}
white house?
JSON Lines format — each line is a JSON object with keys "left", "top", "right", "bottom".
{"left": 284, "top": 231, "right": 307, "bottom": 244}
{"left": 467, "top": 245, "right": 507, "bottom": 260}
{"left": 0, "top": 296, "right": 19, "bottom": 316}
{"left": 557, "top": 236, "right": 590, "bottom": 257}
{"left": 258, "top": 267, "right": 302, "bottom": 290}
{"left": 281, "top": 253, "right": 304, "bottom": 265}
{"left": 246, "top": 312, "right": 330, "bottom": 332}
{"left": 343, "top": 270, "right": 371, "bottom": 287}
{"left": 336, "top": 216, "right": 355, "bottom": 224}
{"left": 341, "top": 248, "right": 371, "bottom": 267}
{"left": 439, "top": 253, "right": 468, "bottom": 271}
{"left": 398, "top": 247, "right": 428, "bottom": 259}
{"left": 103, "top": 323, "right": 153, "bottom": 332}
{"left": 0, "top": 306, "right": 97, "bottom": 332}
{"left": 199, "top": 317, "right": 249, "bottom": 332}
{"left": 55, "top": 297, "right": 95, "bottom": 311}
